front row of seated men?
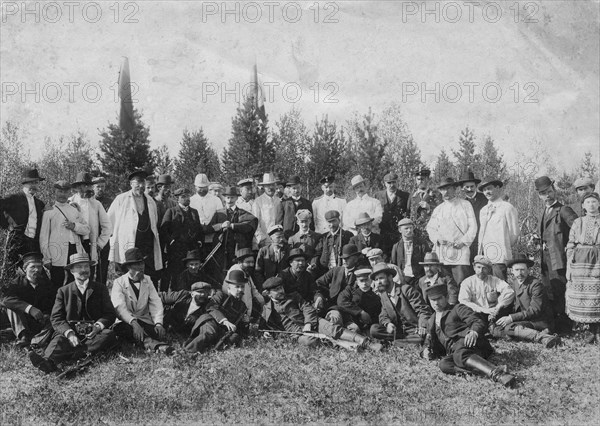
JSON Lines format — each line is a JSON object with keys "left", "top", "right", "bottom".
{"left": 0, "top": 243, "right": 561, "bottom": 387}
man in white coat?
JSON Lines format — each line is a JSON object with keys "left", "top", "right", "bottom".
{"left": 40, "top": 180, "right": 90, "bottom": 289}
{"left": 190, "top": 173, "right": 223, "bottom": 251}
{"left": 252, "top": 173, "right": 284, "bottom": 249}
{"left": 312, "top": 176, "right": 347, "bottom": 234}
{"left": 426, "top": 177, "right": 477, "bottom": 286}
{"left": 343, "top": 175, "right": 383, "bottom": 235}
{"left": 70, "top": 172, "right": 112, "bottom": 284}
{"left": 111, "top": 248, "right": 173, "bottom": 354}
{"left": 477, "top": 178, "right": 520, "bottom": 280}
{"left": 107, "top": 170, "right": 162, "bottom": 285}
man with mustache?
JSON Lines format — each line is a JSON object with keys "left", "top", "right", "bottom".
{"left": 457, "top": 171, "right": 487, "bottom": 263}
{"left": 159, "top": 281, "right": 213, "bottom": 334}
{"left": 342, "top": 175, "right": 383, "bottom": 235}
{"left": 312, "top": 176, "right": 347, "bottom": 235}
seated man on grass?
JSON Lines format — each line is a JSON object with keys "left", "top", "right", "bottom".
{"left": 159, "top": 282, "right": 213, "bottom": 334}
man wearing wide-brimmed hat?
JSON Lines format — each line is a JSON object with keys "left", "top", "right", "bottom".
{"left": 40, "top": 181, "right": 90, "bottom": 289}
{"left": 416, "top": 252, "right": 458, "bottom": 306}
{"left": 457, "top": 170, "right": 487, "bottom": 263}
{"left": 477, "top": 177, "right": 519, "bottom": 280}
{"left": 426, "top": 177, "right": 477, "bottom": 286}
{"left": 70, "top": 172, "right": 113, "bottom": 284}
{"left": 278, "top": 248, "right": 317, "bottom": 303}
{"left": 342, "top": 174, "right": 383, "bottom": 235}
{"left": 111, "top": 248, "right": 174, "bottom": 355}
{"left": 534, "top": 175, "right": 577, "bottom": 332}
{"left": 349, "top": 212, "right": 383, "bottom": 254}
{"left": 312, "top": 176, "right": 347, "bottom": 234}
{"left": 375, "top": 172, "right": 410, "bottom": 255}
{"left": 390, "top": 218, "right": 430, "bottom": 285}
{"left": 281, "top": 175, "right": 313, "bottom": 239}
{"left": 252, "top": 172, "right": 284, "bottom": 248}
{"left": 0, "top": 168, "right": 46, "bottom": 276}
{"left": 171, "top": 249, "right": 211, "bottom": 291}
{"left": 29, "top": 253, "right": 117, "bottom": 374}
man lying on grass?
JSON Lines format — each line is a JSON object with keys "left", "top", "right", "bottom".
{"left": 261, "top": 276, "right": 382, "bottom": 351}
{"left": 421, "top": 284, "right": 516, "bottom": 387}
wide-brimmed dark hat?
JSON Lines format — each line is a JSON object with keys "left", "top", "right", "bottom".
{"left": 225, "top": 269, "right": 248, "bottom": 285}
{"left": 223, "top": 186, "right": 240, "bottom": 197}
{"left": 369, "top": 263, "right": 397, "bottom": 279}
{"left": 234, "top": 248, "right": 255, "bottom": 262}
{"left": 64, "top": 253, "right": 96, "bottom": 269}
{"left": 19, "top": 252, "right": 43, "bottom": 267}
{"left": 340, "top": 244, "right": 360, "bottom": 259}
{"left": 425, "top": 284, "right": 448, "bottom": 299}
{"left": 121, "top": 248, "right": 147, "bottom": 265}
{"left": 128, "top": 170, "right": 148, "bottom": 181}
{"left": 72, "top": 172, "right": 93, "bottom": 186}
{"left": 21, "top": 169, "right": 45, "bottom": 184}
{"left": 157, "top": 174, "right": 173, "bottom": 185}
{"left": 534, "top": 176, "right": 554, "bottom": 192}
{"left": 182, "top": 249, "right": 202, "bottom": 263}
{"left": 437, "top": 177, "right": 458, "bottom": 189}
{"left": 478, "top": 178, "right": 504, "bottom": 191}
{"left": 414, "top": 168, "right": 431, "bottom": 177}
{"left": 53, "top": 180, "right": 72, "bottom": 191}
{"left": 287, "top": 248, "right": 310, "bottom": 263}
{"left": 506, "top": 254, "right": 535, "bottom": 268}
{"left": 456, "top": 170, "right": 481, "bottom": 186}
{"left": 419, "top": 252, "right": 443, "bottom": 265}
{"left": 286, "top": 175, "right": 302, "bottom": 186}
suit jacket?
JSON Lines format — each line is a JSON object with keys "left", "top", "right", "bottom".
{"left": 378, "top": 283, "right": 431, "bottom": 330}
{"left": 426, "top": 303, "right": 492, "bottom": 357}
{"left": 50, "top": 280, "right": 116, "bottom": 335}
{"left": 374, "top": 189, "right": 410, "bottom": 235}
{"left": 418, "top": 272, "right": 459, "bottom": 305}
{"left": 40, "top": 202, "right": 90, "bottom": 267}
{"left": 349, "top": 232, "right": 382, "bottom": 253}
{"left": 191, "top": 290, "right": 247, "bottom": 336}
{"left": 111, "top": 274, "right": 165, "bottom": 326}
{"left": 315, "top": 266, "right": 355, "bottom": 305}
{"left": 0, "top": 192, "right": 45, "bottom": 240}
{"left": 506, "top": 276, "right": 554, "bottom": 331}
{"left": 281, "top": 197, "right": 313, "bottom": 238}
{"left": 288, "top": 229, "right": 320, "bottom": 263}
{"left": 316, "top": 229, "right": 354, "bottom": 269}
{"left": 160, "top": 205, "right": 203, "bottom": 247}
{"left": 277, "top": 267, "right": 316, "bottom": 302}
{"left": 261, "top": 296, "right": 318, "bottom": 331}
{"left": 69, "top": 194, "right": 113, "bottom": 261}
{"left": 254, "top": 245, "right": 289, "bottom": 289}
{"left": 538, "top": 202, "right": 577, "bottom": 270}
{"left": 390, "top": 235, "right": 430, "bottom": 278}
{"left": 158, "top": 290, "right": 194, "bottom": 329}
{"left": 206, "top": 207, "right": 258, "bottom": 251}
{"left": 464, "top": 192, "right": 488, "bottom": 229}
{"left": 335, "top": 284, "right": 382, "bottom": 323}
{"left": 1, "top": 275, "right": 56, "bottom": 314}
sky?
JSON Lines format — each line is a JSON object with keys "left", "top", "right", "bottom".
{"left": 1, "top": 1, "right": 599, "bottom": 173}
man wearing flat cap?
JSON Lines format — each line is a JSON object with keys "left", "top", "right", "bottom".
{"left": 254, "top": 224, "right": 289, "bottom": 290}
{"left": 477, "top": 177, "right": 519, "bottom": 280}
{"left": 315, "top": 210, "right": 354, "bottom": 271}
{"left": 417, "top": 252, "right": 459, "bottom": 306}
{"left": 281, "top": 175, "right": 313, "bottom": 240}
{"left": 369, "top": 262, "right": 431, "bottom": 344}
{"left": 343, "top": 175, "right": 383, "bottom": 235}
{"left": 154, "top": 174, "right": 177, "bottom": 226}
{"left": 236, "top": 178, "right": 255, "bottom": 212}
{"left": 349, "top": 213, "right": 383, "bottom": 254}
{"left": 375, "top": 172, "right": 410, "bottom": 255}
{"left": 209, "top": 182, "right": 225, "bottom": 206}
{"left": 158, "top": 281, "right": 212, "bottom": 334}
{"left": 457, "top": 170, "right": 488, "bottom": 263}
{"left": 534, "top": 176, "right": 577, "bottom": 332}
{"left": 1, "top": 252, "right": 56, "bottom": 348}
{"left": 312, "top": 176, "right": 347, "bottom": 234}
{"left": 160, "top": 188, "right": 203, "bottom": 290}
{"left": 571, "top": 176, "right": 596, "bottom": 216}
{"left": 390, "top": 218, "right": 430, "bottom": 285}
{"left": 427, "top": 177, "right": 477, "bottom": 286}
{"left": 0, "top": 169, "right": 46, "bottom": 277}
{"left": 458, "top": 255, "right": 515, "bottom": 326}
{"left": 108, "top": 170, "right": 163, "bottom": 285}
{"left": 277, "top": 248, "right": 317, "bottom": 303}
{"left": 91, "top": 175, "right": 113, "bottom": 212}
{"left": 411, "top": 168, "right": 441, "bottom": 226}
{"left": 40, "top": 181, "right": 90, "bottom": 289}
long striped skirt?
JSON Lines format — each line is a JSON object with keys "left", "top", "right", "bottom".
{"left": 566, "top": 245, "right": 600, "bottom": 323}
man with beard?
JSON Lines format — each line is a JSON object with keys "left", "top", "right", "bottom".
{"left": 252, "top": 173, "right": 284, "bottom": 249}
{"left": 312, "top": 176, "right": 347, "bottom": 235}
{"left": 236, "top": 178, "right": 255, "bottom": 213}
{"left": 281, "top": 175, "right": 313, "bottom": 239}
{"left": 40, "top": 181, "right": 90, "bottom": 289}
{"left": 111, "top": 248, "right": 174, "bottom": 354}
{"left": 160, "top": 188, "right": 203, "bottom": 290}
{"left": 224, "top": 248, "right": 264, "bottom": 324}
{"left": 417, "top": 252, "right": 459, "bottom": 306}
{"left": 369, "top": 263, "right": 431, "bottom": 344}
{"left": 349, "top": 213, "right": 383, "bottom": 253}
{"left": 173, "top": 250, "right": 213, "bottom": 291}
{"left": 457, "top": 171, "right": 487, "bottom": 263}
{"left": 159, "top": 281, "right": 212, "bottom": 334}
{"left": 390, "top": 218, "right": 430, "bottom": 285}
{"left": 92, "top": 176, "right": 113, "bottom": 212}
{"left": 315, "top": 210, "right": 354, "bottom": 271}
{"left": 288, "top": 210, "right": 320, "bottom": 275}
{"left": 1, "top": 252, "right": 55, "bottom": 348}
{"left": 421, "top": 284, "right": 516, "bottom": 387}
{"left": 278, "top": 248, "right": 316, "bottom": 303}
{"left": 0, "top": 169, "right": 46, "bottom": 277}
{"left": 366, "top": 248, "right": 404, "bottom": 286}
{"left": 108, "top": 170, "right": 162, "bottom": 285}
{"left": 144, "top": 174, "right": 157, "bottom": 199}
{"left": 28, "top": 253, "right": 117, "bottom": 374}
{"left": 375, "top": 173, "right": 410, "bottom": 255}
{"left": 343, "top": 175, "right": 383, "bottom": 235}
{"left": 70, "top": 172, "right": 112, "bottom": 283}
{"left": 426, "top": 177, "right": 477, "bottom": 286}
{"left": 154, "top": 174, "right": 177, "bottom": 226}
{"left": 458, "top": 256, "right": 515, "bottom": 326}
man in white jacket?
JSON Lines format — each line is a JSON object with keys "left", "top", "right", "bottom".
{"left": 343, "top": 175, "right": 383, "bottom": 235}
{"left": 107, "top": 170, "right": 162, "bottom": 285}
{"left": 111, "top": 248, "right": 173, "bottom": 354}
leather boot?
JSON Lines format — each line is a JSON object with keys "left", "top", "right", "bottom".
{"left": 464, "top": 355, "right": 516, "bottom": 387}
{"left": 509, "top": 326, "right": 561, "bottom": 348}
{"left": 339, "top": 330, "right": 370, "bottom": 350}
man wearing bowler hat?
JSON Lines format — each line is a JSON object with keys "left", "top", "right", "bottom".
{"left": 315, "top": 210, "right": 354, "bottom": 271}
{"left": 40, "top": 181, "right": 90, "bottom": 289}
{"left": 278, "top": 248, "right": 317, "bottom": 303}
{"left": 417, "top": 252, "right": 459, "bottom": 306}
{"left": 457, "top": 170, "right": 487, "bottom": 263}
{"left": 375, "top": 172, "right": 410, "bottom": 255}
{"left": 29, "top": 253, "right": 117, "bottom": 374}
{"left": 391, "top": 218, "right": 430, "bottom": 285}
{"left": 154, "top": 174, "right": 177, "bottom": 225}
{"left": 427, "top": 177, "right": 477, "bottom": 286}
{"left": 343, "top": 175, "right": 383, "bottom": 235}
{"left": 0, "top": 168, "right": 46, "bottom": 277}
{"left": 111, "top": 248, "right": 174, "bottom": 355}
{"left": 224, "top": 248, "right": 264, "bottom": 324}
{"left": 534, "top": 176, "right": 577, "bottom": 332}
{"left": 281, "top": 175, "right": 313, "bottom": 239}
{"left": 312, "top": 176, "right": 347, "bottom": 234}
{"left": 160, "top": 188, "right": 203, "bottom": 290}
{"left": 107, "top": 170, "right": 163, "bottom": 286}
{"left": 252, "top": 173, "right": 284, "bottom": 249}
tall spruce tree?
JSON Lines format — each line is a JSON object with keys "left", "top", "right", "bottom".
{"left": 151, "top": 144, "right": 174, "bottom": 176}
{"left": 173, "top": 129, "right": 222, "bottom": 188}
{"left": 434, "top": 149, "right": 455, "bottom": 183}
{"left": 578, "top": 151, "right": 599, "bottom": 181}
{"left": 478, "top": 135, "right": 507, "bottom": 180}
{"left": 453, "top": 126, "right": 481, "bottom": 176}
{"left": 272, "top": 108, "right": 309, "bottom": 181}
{"left": 221, "top": 96, "right": 273, "bottom": 183}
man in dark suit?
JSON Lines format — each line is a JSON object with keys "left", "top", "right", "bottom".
{"left": 1, "top": 252, "right": 55, "bottom": 347}
{"left": 491, "top": 254, "right": 560, "bottom": 347}
{"left": 390, "top": 218, "right": 430, "bottom": 285}
{"left": 0, "top": 169, "right": 46, "bottom": 278}
{"left": 287, "top": 209, "right": 320, "bottom": 275}
{"left": 421, "top": 284, "right": 515, "bottom": 387}
{"left": 92, "top": 175, "right": 113, "bottom": 285}
{"left": 281, "top": 175, "right": 313, "bottom": 239}
{"left": 375, "top": 172, "right": 410, "bottom": 256}
{"left": 535, "top": 176, "right": 578, "bottom": 332}
{"left": 417, "top": 252, "right": 459, "bottom": 306}
{"left": 349, "top": 213, "right": 383, "bottom": 253}
{"left": 369, "top": 263, "right": 431, "bottom": 344}
{"left": 254, "top": 225, "right": 289, "bottom": 290}
{"left": 277, "top": 248, "right": 316, "bottom": 303}
{"left": 457, "top": 171, "right": 487, "bottom": 263}
{"left": 159, "top": 281, "right": 212, "bottom": 334}
{"left": 410, "top": 168, "right": 441, "bottom": 230}
{"left": 28, "top": 253, "right": 117, "bottom": 373}
{"left": 315, "top": 210, "right": 353, "bottom": 272}
{"left": 160, "top": 188, "right": 203, "bottom": 291}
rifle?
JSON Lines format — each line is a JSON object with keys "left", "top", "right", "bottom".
{"left": 199, "top": 232, "right": 223, "bottom": 272}
{"left": 258, "top": 329, "right": 364, "bottom": 351}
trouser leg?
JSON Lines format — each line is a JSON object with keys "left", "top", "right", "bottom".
{"left": 5, "top": 309, "right": 42, "bottom": 338}
{"left": 84, "top": 329, "right": 118, "bottom": 354}
{"left": 184, "top": 320, "right": 224, "bottom": 353}
{"left": 369, "top": 324, "right": 393, "bottom": 341}
{"left": 114, "top": 321, "right": 164, "bottom": 351}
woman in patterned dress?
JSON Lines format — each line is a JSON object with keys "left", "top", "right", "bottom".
{"left": 566, "top": 192, "right": 600, "bottom": 343}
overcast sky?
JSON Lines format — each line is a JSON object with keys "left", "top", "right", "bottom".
{"left": 1, "top": 1, "right": 598, "bottom": 173}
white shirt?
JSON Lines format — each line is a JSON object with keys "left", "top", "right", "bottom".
{"left": 478, "top": 199, "right": 520, "bottom": 264}
{"left": 190, "top": 193, "right": 223, "bottom": 225}
{"left": 458, "top": 274, "right": 515, "bottom": 314}
{"left": 403, "top": 240, "right": 414, "bottom": 277}
{"left": 312, "top": 194, "right": 347, "bottom": 234}
{"left": 70, "top": 194, "right": 91, "bottom": 240}
{"left": 22, "top": 188, "right": 37, "bottom": 238}
{"left": 343, "top": 194, "right": 383, "bottom": 234}
{"left": 252, "top": 193, "right": 282, "bottom": 244}
{"left": 236, "top": 197, "right": 254, "bottom": 213}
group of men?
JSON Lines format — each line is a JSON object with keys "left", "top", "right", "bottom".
{"left": 0, "top": 166, "right": 597, "bottom": 388}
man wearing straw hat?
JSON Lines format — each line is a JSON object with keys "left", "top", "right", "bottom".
{"left": 342, "top": 174, "right": 383, "bottom": 235}
{"left": 252, "top": 172, "right": 284, "bottom": 249}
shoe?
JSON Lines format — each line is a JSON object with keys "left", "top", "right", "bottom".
{"left": 540, "top": 334, "right": 561, "bottom": 348}
{"left": 156, "top": 345, "right": 174, "bottom": 355}
{"left": 28, "top": 351, "right": 57, "bottom": 374}
{"left": 583, "top": 330, "right": 596, "bottom": 344}
{"left": 16, "top": 335, "right": 31, "bottom": 349}
{"left": 491, "top": 365, "right": 516, "bottom": 388}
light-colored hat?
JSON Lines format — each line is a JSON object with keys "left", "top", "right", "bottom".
{"left": 258, "top": 173, "right": 278, "bottom": 186}
{"left": 209, "top": 182, "right": 224, "bottom": 191}
{"left": 194, "top": 174, "right": 210, "bottom": 188}
{"left": 267, "top": 224, "right": 284, "bottom": 236}
{"left": 355, "top": 212, "right": 374, "bottom": 227}
{"left": 366, "top": 248, "right": 384, "bottom": 259}
{"left": 64, "top": 253, "right": 96, "bottom": 269}
{"left": 350, "top": 175, "right": 366, "bottom": 188}
{"left": 473, "top": 255, "right": 493, "bottom": 268}
{"left": 354, "top": 268, "right": 372, "bottom": 277}
{"left": 573, "top": 176, "right": 595, "bottom": 189}
{"left": 296, "top": 209, "right": 312, "bottom": 221}
{"left": 397, "top": 218, "right": 414, "bottom": 228}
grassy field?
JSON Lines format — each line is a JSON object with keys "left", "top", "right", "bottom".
{"left": 0, "top": 332, "right": 599, "bottom": 425}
